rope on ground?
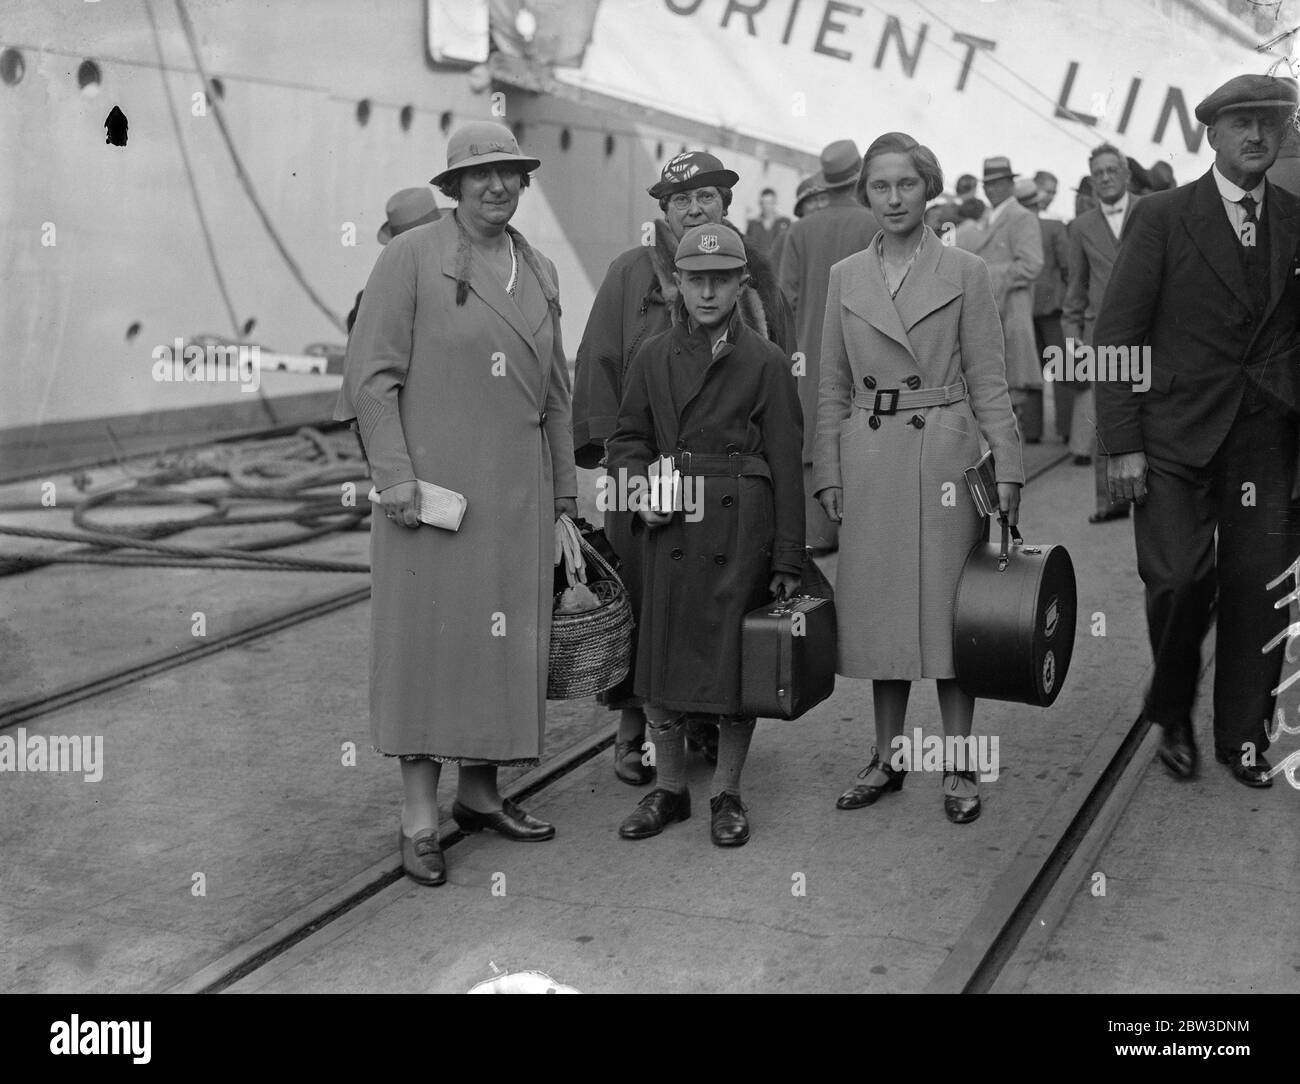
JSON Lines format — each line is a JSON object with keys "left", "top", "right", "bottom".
{"left": 0, "top": 426, "right": 374, "bottom": 576}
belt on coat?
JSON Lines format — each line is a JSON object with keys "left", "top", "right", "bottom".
{"left": 853, "top": 378, "right": 968, "bottom": 415}
{"left": 674, "top": 451, "right": 771, "bottom": 479}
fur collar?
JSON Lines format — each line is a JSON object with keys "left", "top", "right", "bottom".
{"left": 648, "top": 218, "right": 772, "bottom": 339}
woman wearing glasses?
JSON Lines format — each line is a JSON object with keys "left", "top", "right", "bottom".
{"left": 572, "top": 151, "right": 796, "bottom": 786}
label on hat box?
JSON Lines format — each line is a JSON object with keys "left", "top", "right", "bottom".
{"left": 1042, "top": 650, "right": 1056, "bottom": 695}
{"left": 1044, "top": 596, "right": 1059, "bottom": 640}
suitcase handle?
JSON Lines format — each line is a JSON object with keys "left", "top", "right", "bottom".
{"left": 997, "top": 514, "right": 1025, "bottom": 572}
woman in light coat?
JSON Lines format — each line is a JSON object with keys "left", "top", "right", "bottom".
{"left": 814, "top": 132, "right": 1025, "bottom": 824}
{"left": 336, "top": 122, "right": 577, "bottom": 885}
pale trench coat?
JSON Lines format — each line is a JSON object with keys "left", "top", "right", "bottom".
{"left": 335, "top": 213, "right": 577, "bottom": 762}
{"left": 815, "top": 229, "right": 1025, "bottom": 679}
{"left": 955, "top": 199, "right": 1045, "bottom": 389}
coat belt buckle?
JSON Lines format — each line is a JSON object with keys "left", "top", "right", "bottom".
{"left": 677, "top": 449, "right": 692, "bottom": 472}
{"left": 873, "top": 389, "right": 900, "bottom": 415}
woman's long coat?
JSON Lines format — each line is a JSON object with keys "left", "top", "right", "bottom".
{"left": 814, "top": 228, "right": 1025, "bottom": 679}
{"left": 605, "top": 308, "right": 805, "bottom": 715}
{"left": 335, "top": 213, "right": 576, "bottom": 762}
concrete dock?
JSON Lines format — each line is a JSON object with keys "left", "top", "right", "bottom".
{"left": 1, "top": 434, "right": 1297, "bottom": 994}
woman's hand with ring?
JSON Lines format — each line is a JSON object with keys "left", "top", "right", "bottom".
{"left": 379, "top": 480, "right": 420, "bottom": 528}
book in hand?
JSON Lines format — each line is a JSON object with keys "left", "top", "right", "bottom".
{"left": 963, "top": 450, "right": 999, "bottom": 518}
{"left": 647, "top": 454, "right": 683, "bottom": 514}
{"left": 367, "top": 479, "right": 468, "bottom": 531}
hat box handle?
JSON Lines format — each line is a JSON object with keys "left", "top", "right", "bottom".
{"left": 996, "top": 513, "right": 1025, "bottom": 572}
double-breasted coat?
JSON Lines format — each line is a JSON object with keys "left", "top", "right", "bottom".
{"left": 605, "top": 305, "right": 805, "bottom": 715}
{"left": 573, "top": 218, "right": 796, "bottom": 707}
{"left": 335, "top": 213, "right": 577, "bottom": 762}
{"left": 955, "top": 199, "right": 1044, "bottom": 389}
{"left": 815, "top": 229, "right": 1025, "bottom": 679}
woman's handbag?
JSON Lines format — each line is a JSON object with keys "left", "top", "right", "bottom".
{"left": 547, "top": 517, "right": 635, "bottom": 700}
{"left": 952, "top": 514, "right": 1077, "bottom": 706}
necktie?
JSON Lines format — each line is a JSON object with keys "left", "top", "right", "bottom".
{"left": 1239, "top": 194, "right": 1259, "bottom": 252}
{"left": 1238, "top": 194, "right": 1265, "bottom": 310}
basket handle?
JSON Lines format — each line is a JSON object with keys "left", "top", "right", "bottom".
{"left": 577, "top": 532, "right": 623, "bottom": 587}
{"left": 996, "top": 513, "right": 1024, "bottom": 572}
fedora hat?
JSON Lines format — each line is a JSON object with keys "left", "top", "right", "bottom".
{"left": 793, "top": 172, "right": 826, "bottom": 216}
{"left": 430, "top": 121, "right": 541, "bottom": 187}
{"left": 377, "top": 187, "right": 442, "bottom": 244}
{"left": 1013, "top": 177, "right": 1040, "bottom": 205}
{"left": 820, "top": 139, "right": 862, "bottom": 189}
{"left": 982, "top": 156, "right": 1018, "bottom": 183}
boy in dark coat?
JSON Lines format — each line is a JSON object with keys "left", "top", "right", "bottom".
{"left": 605, "top": 224, "right": 805, "bottom": 847}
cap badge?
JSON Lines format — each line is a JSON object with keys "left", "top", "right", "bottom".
{"left": 698, "top": 233, "right": 720, "bottom": 253}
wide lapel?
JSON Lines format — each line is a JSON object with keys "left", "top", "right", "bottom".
{"left": 510, "top": 236, "right": 553, "bottom": 404}
{"left": 1077, "top": 207, "right": 1114, "bottom": 261}
{"left": 840, "top": 249, "right": 917, "bottom": 361}
{"left": 1182, "top": 170, "right": 1253, "bottom": 313}
{"left": 893, "top": 228, "right": 962, "bottom": 333}
{"left": 676, "top": 305, "right": 739, "bottom": 425}
{"left": 439, "top": 226, "right": 542, "bottom": 365}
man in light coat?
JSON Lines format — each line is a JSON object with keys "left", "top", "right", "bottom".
{"left": 956, "top": 157, "right": 1044, "bottom": 443}
{"left": 1061, "top": 144, "right": 1140, "bottom": 522}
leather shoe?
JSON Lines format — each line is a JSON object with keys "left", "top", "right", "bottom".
{"left": 399, "top": 827, "right": 446, "bottom": 885}
{"left": 709, "top": 792, "right": 750, "bottom": 847}
{"left": 614, "top": 739, "right": 654, "bottom": 786}
{"left": 1088, "top": 506, "right": 1130, "bottom": 524}
{"left": 942, "top": 770, "right": 981, "bottom": 824}
{"left": 836, "top": 752, "right": 906, "bottom": 809}
{"left": 452, "top": 798, "right": 556, "bottom": 841}
{"left": 1156, "top": 719, "right": 1197, "bottom": 780}
{"left": 1215, "top": 748, "right": 1274, "bottom": 788}
{"left": 619, "top": 788, "right": 690, "bottom": 839}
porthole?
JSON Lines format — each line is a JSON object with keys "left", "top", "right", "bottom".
{"left": 559, "top": 127, "right": 571, "bottom": 150}
{"left": 77, "top": 59, "right": 102, "bottom": 97}
{"left": 399, "top": 104, "right": 414, "bottom": 131}
{"left": 209, "top": 77, "right": 225, "bottom": 100}
{"left": 604, "top": 134, "right": 615, "bottom": 157}
{"left": 439, "top": 110, "right": 452, "bottom": 134}
{"left": 356, "top": 98, "right": 371, "bottom": 126}
{"left": 0, "top": 48, "right": 24, "bottom": 86}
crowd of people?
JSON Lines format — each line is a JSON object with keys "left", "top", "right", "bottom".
{"left": 338, "top": 68, "right": 1300, "bottom": 887}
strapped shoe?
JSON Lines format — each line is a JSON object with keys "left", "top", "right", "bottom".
{"left": 451, "top": 798, "right": 556, "bottom": 841}
{"left": 836, "top": 751, "right": 906, "bottom": 810}
{"left": 619, "top": 788, "right": 691, "bottom": 840}
{"left": 399, "top": 827, "right": 446, "bottom": 886}
{"left": 942, "top": 769, "right": 981, "bottom": 824}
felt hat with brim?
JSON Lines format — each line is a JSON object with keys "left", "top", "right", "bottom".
{"left": 647, "top": 150, "right": 740, "bottom": 199}
{"left": 377, "top": 187, "right": 442, "bottom": 244}
{"left": 674, "top": 224, "right": 747, "bottom": 270}
{"left": 793, "top": 172, "right": 826, "bottom": 215}
{"left": 820, "top": 139, "right": 863, "bottom": 189}
{"left": 982, "top": 156, "right": 1018, "bottom": 183}
{"left": 1195, "top": 74, "right": 1299, "bottom": 125}
{"left": 430, "top": 121, "right": 540, "bottom": 187}
{"left": 1013, "top": 177, "right": 1040, "bottom": 204}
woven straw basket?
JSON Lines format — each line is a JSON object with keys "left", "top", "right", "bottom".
{"left": 547, "top": 535, "right": 634, "bottom": 700}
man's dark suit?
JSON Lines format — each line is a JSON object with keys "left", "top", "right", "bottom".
{"left": 1094, "top": 169, "right": 1300, "bottom": 756}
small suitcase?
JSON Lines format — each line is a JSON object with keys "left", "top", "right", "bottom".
{"left": 952, "top": 516, "right": 1077, "bottom": 706}
{"left": 741, "top": 594, "right": 837, "bottom": 720}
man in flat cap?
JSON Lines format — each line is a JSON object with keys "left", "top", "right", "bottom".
{"left": 573, "top": 150, "right": 796, "bottom": 783}
{"left": 1095, "top": 73, "right": 1300, "bottom": 788}
{"left": 779, "top": 139, "right": 880, "bottom": 552}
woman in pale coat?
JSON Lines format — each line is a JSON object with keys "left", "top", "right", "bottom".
{"left": 336, "top": 122, "right": 577, "bottom": 885}
{"left": 814, "top": 132, "right": 1024, "bottom": 824}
